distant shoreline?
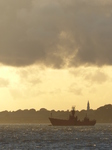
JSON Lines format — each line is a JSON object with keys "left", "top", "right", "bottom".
{"left": 0, "top": 104, "right": 111, "bottom": 123}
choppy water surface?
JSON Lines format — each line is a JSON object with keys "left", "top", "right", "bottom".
{"left": 0, "top": 124, "right": 112, "bottom": 150}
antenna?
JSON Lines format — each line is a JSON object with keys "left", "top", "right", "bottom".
{"left": 71, "top": 106, "right": 75, "bottom": 117}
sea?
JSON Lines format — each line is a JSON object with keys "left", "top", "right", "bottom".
{"left": 0, "top": 124, "right": 111, "bottom": 150}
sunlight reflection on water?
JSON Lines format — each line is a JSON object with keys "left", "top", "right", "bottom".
{"left": 0, "top": 124, "right": 111, "bottom": 149}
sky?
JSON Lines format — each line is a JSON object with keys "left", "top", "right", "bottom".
{"left": 0, "top": 0, "right": 112, "bottom": 111}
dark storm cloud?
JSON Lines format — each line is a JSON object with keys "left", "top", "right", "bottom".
{"left": 0, "top": 0, "right": 112, "bottom": 68}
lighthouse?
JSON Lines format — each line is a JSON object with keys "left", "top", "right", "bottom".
{"left": 87, "top": 101, "right": 90, "bottom": 111}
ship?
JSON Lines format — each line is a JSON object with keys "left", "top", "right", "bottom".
{"left": 49, "top": 107, "right": 96, "bottom": 126}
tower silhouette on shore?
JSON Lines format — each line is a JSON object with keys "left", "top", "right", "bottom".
{"left": 87, "top": 101, "right": 90, "bottom": 111}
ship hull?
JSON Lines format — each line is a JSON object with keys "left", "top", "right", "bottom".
{"left": 49, "top": 118, "right": 96, "bottom": 126}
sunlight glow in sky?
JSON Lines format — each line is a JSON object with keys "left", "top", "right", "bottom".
{"left": 0, "top": 65, "right": 112, "bottom": 111}
{"left": 0, "top": 0, "right": 112, "bottom": 111}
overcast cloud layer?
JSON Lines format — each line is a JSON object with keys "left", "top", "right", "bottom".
{"left": 0, "top": 0, "right": 112, "bottom": 68}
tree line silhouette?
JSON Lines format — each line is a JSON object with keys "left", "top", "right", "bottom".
{"left": 0, "top": 104, "right": 112, "bottom": 123}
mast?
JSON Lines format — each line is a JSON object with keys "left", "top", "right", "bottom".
{"left": 71, "top": 106, "right": 75, "bottom": 117}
